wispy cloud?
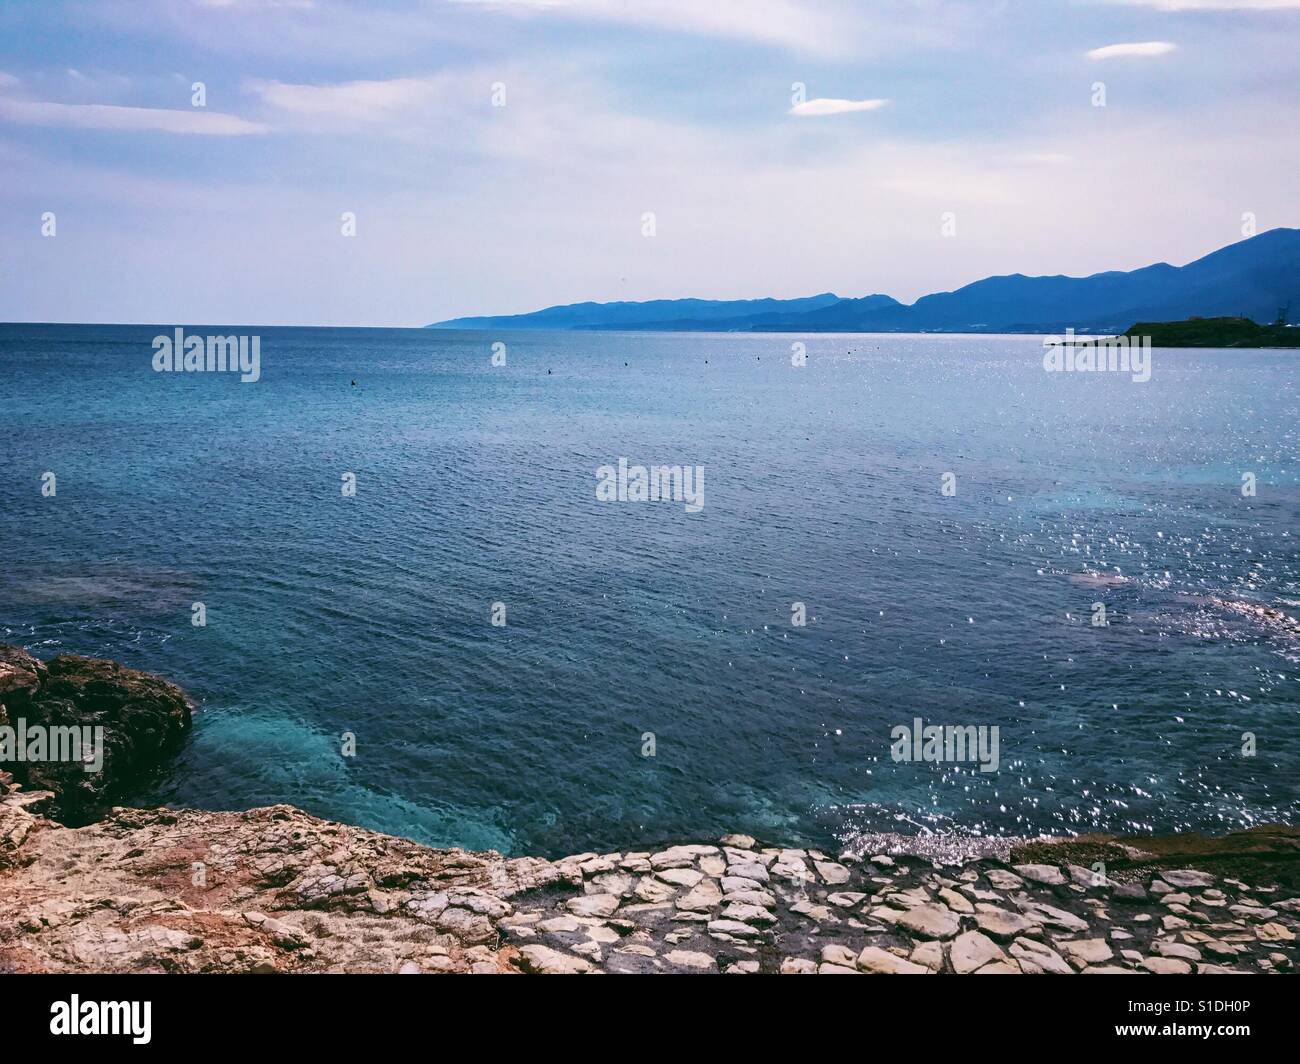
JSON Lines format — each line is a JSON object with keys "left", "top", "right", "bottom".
{"left": 1113, "top": 1, "right": 1299, "bottom": 9}
{"left": 196, "top": 0, "right": 315, "bottom": 8}
{"left": 453, "top": 0, "right": 847, "bottom": 53}
{"left": 249, "top": 76, "right": 443, "bottom": 122}
{"left": 0, "top": 98, "right": 267, "bottom": 135}
{"left": 1087, "top": 41, "right": 1177, "bottom": 58}
{"left": 790, "top": 97, "right": 888, "bottom": 117}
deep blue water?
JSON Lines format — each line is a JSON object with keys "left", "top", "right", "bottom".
{"left": 1, "top": 323, "right": 1297, "bottom": 857}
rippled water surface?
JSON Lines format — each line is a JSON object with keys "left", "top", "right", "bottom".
{"left": 1, "top": 324, "right": 1297, "bottom": 856}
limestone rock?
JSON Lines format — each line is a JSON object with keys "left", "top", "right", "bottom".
{"left": 1161, "top": 869, "right": 1215, "bottom": 889}
{"left": 721, "top": 902, "right": 776, "bottom": 925}
{"left": 718, "top": 834, "right": 755, "bottom": 849}
{"left": 951, "top": 931, "right": 1006, "bottom": 974}
{"left": 663, "top": 949, "right": 717, "bottom": 971}
{"left": 656, "top": 867, "right": 704, "bottom": 889}
{"left": 726, "top": 861, "right": 770, "bottom": 883}
{"left": 985, "top": 869, "right": 1024, "bottom": 890}
{"left": 1059, "top": 938, "right": 1113, "bottom": 967}
{"left": 1009, "top": 938, "right": 1072, "bottom": 975}
{"left": 856, "top": 946, "right": 930, "bottom": 974}
{"left": 567, "top": 893, "right": 620, "bottom": 919}
{"left": 1142, "top": 956, "right": 1192, "bottom": 974}
{"left": 1014, "top": 864, "right": 1067, "bottom": 887}
{"left": 707, "top": 919, "right": 763, "bottom": 939}
{"left": 896, "top": 902, "right": 961, "bottom": 940}
{"left": 1152, "top": 940, "right": 1201, "bottom": 961}
{"left": 517, "top": 945, "right": 593, "bottom": 974}
{"left": 820, "top": 943, "right": 857, "bottom": 967}
{"left": 938, "top": 887, "right": 975, "bottom": 914}
{"left": 814, "top": 860, "right": 851, "bottom": 885}
{"left": 910, "top": 940, "right": 945, "bottom": 972}
{"left": 975, "top": 906, "right": 1035, "bottom": 941}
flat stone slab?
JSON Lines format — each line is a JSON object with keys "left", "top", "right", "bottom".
{"left": 516, "top": 945, "right": 593, "bottom": 974}
{"left": 856, "top": 947, "right": 931, "bottom": 974}
{"left": 951, "top": 931, "right": 1006, "bottom": 974}
{"left": 896, "top": 903, "right": 961, "bottom": 940}
{"left": 1059, "top": 938, "right": 1114, "bottom": 967}
{"left": 707, "top": 919, "right": 763, "bottom": 939}
{"left": 567, "top": 894, "right": 620, "bottom": 918}
{"left": 975, "top": 906, "right": 1036, "bottom": 940}
{"left": 1161, "top": 869, "right": 1216, "bottom": 889}
{"left": 1014, "top": 864, "right": 1068, "bottom": 887}
{"left": 663, "top": 950, "right": 716, "bottom": 971}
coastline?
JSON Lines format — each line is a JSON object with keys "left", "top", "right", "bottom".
{"left": 2, "top": 645, "right": 1297, "bottom": 974}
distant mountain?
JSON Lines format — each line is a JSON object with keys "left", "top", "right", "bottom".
{"left": 428, "top": 293, "right": 848, "bottom": 331}
{"left": 426, "top": 228, "right": 1300, "bottom": 334}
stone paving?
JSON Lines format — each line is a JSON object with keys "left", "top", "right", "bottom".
{"left": 500, "top": 835, "right": 1298, "bottom": 974}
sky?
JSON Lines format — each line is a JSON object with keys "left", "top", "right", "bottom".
{"left": 1, "top": 0, "right": 1297, "bottom": 327}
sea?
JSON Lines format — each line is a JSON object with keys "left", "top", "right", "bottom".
{"left": 1, "top": 323, "right": 1297, "bottom": 857}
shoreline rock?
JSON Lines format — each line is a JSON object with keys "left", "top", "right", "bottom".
{"left": 0, "top": 644, "right": 191, "bottom": 824}
{"left": 2, "top": 784, "right": 1295, "bottom": 974}
{"left": 1, "top": 644, "right": 1296, "bottom": 974}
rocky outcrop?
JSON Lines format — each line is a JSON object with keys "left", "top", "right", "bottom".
{"left": 1, "top": 644, "right": 1296, "bottom": 974}
{"left": 0, "top": 644, "right": 191, "bottom": 824}
{"left": 1, "top": 784, "right": 1296, "bottom": 974}
{"left": 0, "top": 784, "right": 564, "bottom": 973}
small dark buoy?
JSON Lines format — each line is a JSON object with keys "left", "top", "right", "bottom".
{"left": 547, "top": 369, "right": 552, "bottom": 374}
{"left": 351, "top": 379, "right": 357, "bottom": 386}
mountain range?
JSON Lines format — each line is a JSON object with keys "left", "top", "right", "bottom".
{"left": 428, "top": 228, "right": 1300, "bottom": 334}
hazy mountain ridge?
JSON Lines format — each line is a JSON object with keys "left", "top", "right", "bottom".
{"left": 428, "top": 228, "right": 1300, "bottom": 333}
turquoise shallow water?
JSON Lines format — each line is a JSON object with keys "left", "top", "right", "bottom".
{"left": 1, "top": 323, "right": 1297, "bottom": 856}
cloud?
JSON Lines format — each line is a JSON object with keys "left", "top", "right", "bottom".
{"left": 1086, "top": 41, "right": 1178, "bottom": 58}
{"left": 0, "top": 72, "right": 19, "bottom": 88}
{"left": 0, "top": 99, "right": 267, "bottom": 135}
{"left": 1113, "top": 1, "right": 1299, "bottom": 9}
{"left": 452, "top": 0, "right": 847, "bottom": 53}
{"left": 196, "top": 0, "right": 315, "bottom": 7}
{"left": 790, "top": 97, "right": 888, "bottom": 117}
{"left": 248, "top": 76, "right": 444, "bottom": 122}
